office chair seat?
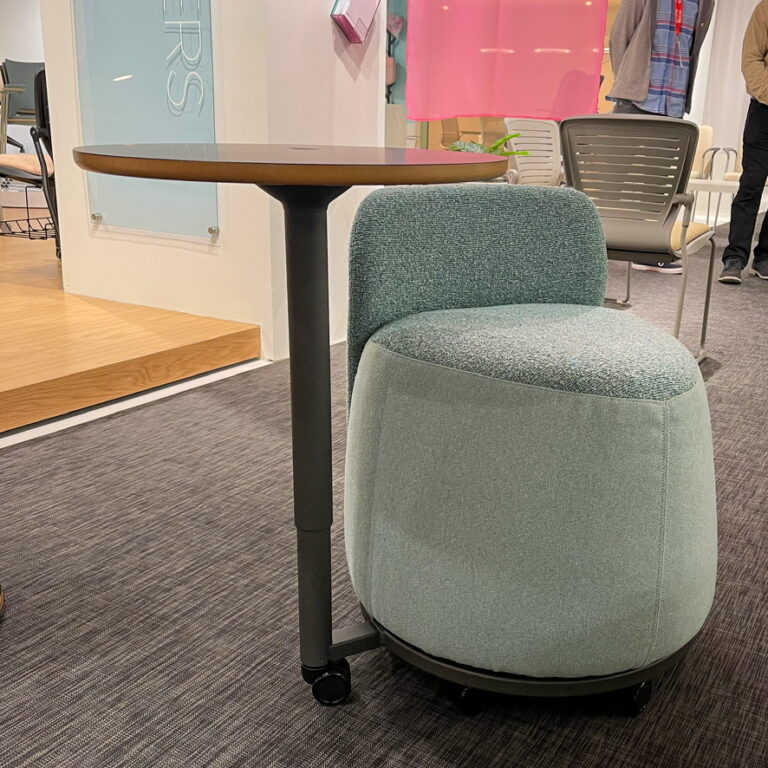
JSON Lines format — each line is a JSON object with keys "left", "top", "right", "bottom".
{"left": 369, "top": 302, "right": 698, "bottom": 400}
{"left": 670, "top": 221, "right": 712, "bottom": 252}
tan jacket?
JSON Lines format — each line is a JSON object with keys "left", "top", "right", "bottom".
{"left": 743, "top": 1, "right": 768, "bottom": 104}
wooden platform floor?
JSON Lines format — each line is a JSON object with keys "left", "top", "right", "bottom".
{"left": 0, "top": 235, "right": 261, "bottom": 432}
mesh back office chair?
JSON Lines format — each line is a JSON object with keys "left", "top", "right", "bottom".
{"left": 0, "top": 60, "right": 43, "bottom": 153}
{"left": 503, "top": 118, "right": 563, "bottom": 186}
{"left": 0, "top": 69, "right": 60, "bottom": 258}
{"left": 560, "top": 115, "right": 716, "bottom": 361}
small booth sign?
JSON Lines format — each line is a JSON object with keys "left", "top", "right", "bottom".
{"left": 331, "top": 0, "right": 382, "bottom": 44}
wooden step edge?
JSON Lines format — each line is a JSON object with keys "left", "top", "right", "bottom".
{"left": 0, "top": 327, "right": 261, "bottom": 434}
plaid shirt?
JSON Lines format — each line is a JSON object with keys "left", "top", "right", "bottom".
{"left": 635, "top": 0, "right": 699, "bottom": 118}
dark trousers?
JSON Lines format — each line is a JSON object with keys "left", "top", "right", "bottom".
{"left": 724, "top": 99, "right": 768, "bottom": 267}
{"left": 611, "top": 99, "right": 655, "bottom": 115}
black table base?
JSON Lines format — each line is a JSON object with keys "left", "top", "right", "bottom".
{"left": 259, "top": 185, "right": 381, "bottom": 705}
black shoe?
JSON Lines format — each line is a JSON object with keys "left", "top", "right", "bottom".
{"left": 750, "top": 260, "right": 768, "bottom": 280}
{"left": 718, "top": 260, "right": 743, "bottom": 284}
{"left": 632, "top": 262, "right": 683, "bottom": 274}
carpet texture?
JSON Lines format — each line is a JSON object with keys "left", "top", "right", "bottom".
{"left": 0, "top": 228, "right": 766, "bottom": 767}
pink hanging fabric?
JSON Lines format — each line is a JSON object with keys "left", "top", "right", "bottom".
{"left": 406, "top": 0, "right": 608, "bottom": 121}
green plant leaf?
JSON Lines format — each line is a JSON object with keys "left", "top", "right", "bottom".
{"left": 487, "top": 132, "right": 520, "bottom": 153}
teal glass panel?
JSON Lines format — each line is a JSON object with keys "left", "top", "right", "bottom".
{"left": 74, "top": 0, "right": 217, "bottom": 238}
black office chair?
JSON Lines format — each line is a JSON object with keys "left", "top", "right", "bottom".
{"left": 0, "top": 68, "right": 61, "bottom": 258}
{"left": 1, "top": 59, "right": 43, "bottom": 153}
{"left": 31, "top": 69, "right": 59, "bottom": 257}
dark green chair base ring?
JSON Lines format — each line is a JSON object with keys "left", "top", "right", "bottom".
{"left": 366, "top": 608, "right": 695, "bottom": 699}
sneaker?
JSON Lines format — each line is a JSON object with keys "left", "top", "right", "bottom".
{"left": 631, "top": 262, "right": 683, "bottom": 274}
{"left": 749, "top": 260, "right": 768, "bottom": 279}
{"left": 719, "top": 259, "right": 744, "bottom": 284}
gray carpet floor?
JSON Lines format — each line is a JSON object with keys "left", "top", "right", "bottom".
{"left": 0, "top": 231, "right": 766, "bottom": 767}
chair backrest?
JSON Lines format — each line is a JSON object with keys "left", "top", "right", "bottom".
{"left": 480, "top": 116, "right": 507, "bottom": 148}
{"left": 347, "top": 184, "right": 607, "bottom": 392}
{"left": 440, "top": 118, "right": 460, "bottom": 149}
{"left": 440, "top": 118, "right": 482, "bottom": 149}
{"left": 690, "top": 125, "right": 714, "bottom": 179}
{"left": 503, "top": 118, "right": 562, "bottom": 186}
{"left": 33, "top": 68, "right": 52, "bottom": 155}
{"left": 2, "top": 59, "right": 44, "bottom": 117}
{"left": 560, "top": 115, "right": 699, "bottom": 255}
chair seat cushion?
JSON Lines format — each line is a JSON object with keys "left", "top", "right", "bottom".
{"left": 0, "top": 153, "right": 53, "bottom": 179}
{"left": 670, "top": 221, "right": 712, "bottom": 251}
{"left": 369, "top": 304, "right": 699, "bottom": 402}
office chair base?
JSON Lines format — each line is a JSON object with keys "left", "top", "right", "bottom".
{"left": 367, "top": 612, "right": 693, "bottom": 702}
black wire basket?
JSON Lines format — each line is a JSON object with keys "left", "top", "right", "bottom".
{"left": 0, "top": 183, "right": 55, "bottom": 241}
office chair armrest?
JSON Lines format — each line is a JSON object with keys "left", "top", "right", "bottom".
{"left": 672, "top": 193, "right": 694, "bottom": 228}
{"left": 672, "top": 192, "right": 695, "bottom": 208}
{"left": 700, "top": 147, "right": 723, "bottom": 180}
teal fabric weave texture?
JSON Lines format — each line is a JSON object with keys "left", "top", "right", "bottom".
{"left": 344, "top": 183, "right": 717, "bottom": 680}
{"left": 345, "top": 343, "right": 717, "bottom": 678}
{"left": 348, "top": 184, "right": 607, "bottom": 393}
{"left": 371, "top": 304, "right": 700, "bottom": 401}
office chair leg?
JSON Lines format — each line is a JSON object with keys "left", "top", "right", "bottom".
{"left": 673, "top": 247, "right": 690, "bottom": 340}
{"left": 713, "top": 193, "right": 725, "bottom": 231}
{"left": 622, "top": 261, "right": 632, "bottom": 304}
{"left": 606, "top": 262, "right": 632, "bottom": 306}
{"left": 697, "top": 239, "right": 717, "bottom": 363}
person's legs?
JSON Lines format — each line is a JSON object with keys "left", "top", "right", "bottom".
{"left": 723, "top": 101, "right": 768, "bottom": 271}
{"left": 751, "top": 207, "right": 768, "bottom": 272}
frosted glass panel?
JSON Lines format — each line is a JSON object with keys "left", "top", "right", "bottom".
{"left": 74, "top": 0, "right": 217, "bottom": 237}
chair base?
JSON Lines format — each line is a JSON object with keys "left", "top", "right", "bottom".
{"left": 365, "top": 610, "right": 695, "bottom": 699}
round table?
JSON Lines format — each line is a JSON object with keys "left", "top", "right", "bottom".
{"left": 73, "top": 144, "right": 508, "bottom": 702}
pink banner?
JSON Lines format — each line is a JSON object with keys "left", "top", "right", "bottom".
{"left": 406, "top": 0, "right": 608, "bottom": 121}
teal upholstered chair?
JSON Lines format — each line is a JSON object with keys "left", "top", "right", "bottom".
{"left": 344, "top": 184, "right": 717, "bottom": 706}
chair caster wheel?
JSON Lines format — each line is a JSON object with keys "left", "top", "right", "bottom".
{"left": 311, "top": 659, "right": 351, "bottom": 706}
{"left": 454, "top": 686, "right": 486, "bottom": 716}
{"left": 443, "top": 683, "right": 486, "bottom": 716}
{"left": 626, "top": 680, "right": 654, "bottom": 716}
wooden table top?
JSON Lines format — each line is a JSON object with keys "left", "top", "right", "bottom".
{"left": 72, "top": 144, "right": 509, "bottom": 186}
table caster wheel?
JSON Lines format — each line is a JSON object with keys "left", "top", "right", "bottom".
{"left": 626, "top": 680, "right": 653, "bottom": 716}
{"left": 311, "top": 659, "right": 351, "bottom": 706}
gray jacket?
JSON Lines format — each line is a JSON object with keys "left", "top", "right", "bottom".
{"left": 609, "top": 0, "right": 715, "bottom": 114}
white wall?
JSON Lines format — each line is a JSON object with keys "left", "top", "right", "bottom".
{"left": 701, "top": 1, "right": 755, "bottom": 155}
{"left": 39, "top": 0, "right": 385, "bottom": 360}
{"left": 0, "top": 0, "right": 44, "bottom": 151}
{"left": 0, "top": 0, "right": 44, "bottom": 59}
